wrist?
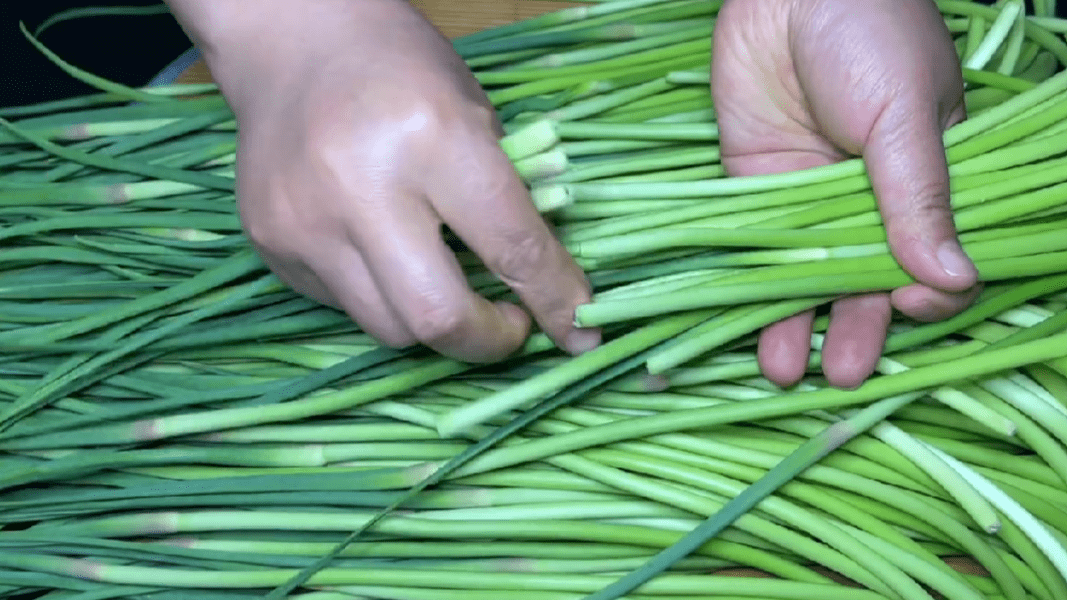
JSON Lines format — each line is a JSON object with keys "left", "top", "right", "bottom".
{"left": 163, "top": 0, "right": 394, "bottom": 111}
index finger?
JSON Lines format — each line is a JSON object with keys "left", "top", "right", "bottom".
{"left": 430, "top": 131, "right": 601, "bottom": 357}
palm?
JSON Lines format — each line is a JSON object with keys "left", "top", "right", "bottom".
{"left": 711, "top": 0, "right": 980, "bottom": 388}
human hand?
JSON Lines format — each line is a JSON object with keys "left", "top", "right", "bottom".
{"left": 711, "top": 0, "right": 982, "bottom": 389}
{"left": 166, "top": 0, "right": 600, "bottom": 362}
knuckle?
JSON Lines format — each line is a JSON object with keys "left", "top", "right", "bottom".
{"left": 407, "top": 300, "right": 467, "bottom": 346}
{"left": 374, "top": 327, "right": 418, "bottom": 350}
{"left": 909, "top": 180, "right": 953, "bottom": 215}
{"left": 240, "top": 215, "right": 271, "bottom": 250}
{"left": 375, "top": 94, "right": 456, "bottom": 143}
{"left": 348, "top": 302, "right": 420, "bottom": 349}
{"left": 238, "top": 206, "right": 280, "bottom": 252}
{"left": 355, "top": 96, "right": 463, "bottom": 172}
{"left": 300, "top": 86, "right": 455, "bottom": 168}
{"left": 239, "top": 209, "right": 279, "bottom": 251}
{"left": 393, "top": 96, "right": 447, "bottom": 131}
{"left": 887, "top": 178, "right": 955, "bottom": 237}
{"left": 238, "top": 193, "right": 301, "bottom": 257}
{"left": 468, "top": 102, "right": 501, "bottom": 135}
{"left": 488, "top": 231, "right": 554, "bottom": 285}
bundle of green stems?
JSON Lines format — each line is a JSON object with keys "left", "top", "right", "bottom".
{"left": 0, "top": 0, "right": 1066, "bottom": 598}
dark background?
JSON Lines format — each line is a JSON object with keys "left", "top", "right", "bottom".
{"left": 3, "top": 1, "right": 192, "bottom": 106}
{"left": 2, "top": 1, "right": 1064, "bottom": 108}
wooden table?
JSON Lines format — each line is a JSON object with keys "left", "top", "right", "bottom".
{"left": 175, "top": 0, "right": 584, "bottom": 84}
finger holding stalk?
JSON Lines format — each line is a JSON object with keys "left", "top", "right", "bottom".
{"left": 711, "top": 0, "right": 981, "bottom": 389}
{"left": 161, "top": 0, "right": 603, "bottom": 365}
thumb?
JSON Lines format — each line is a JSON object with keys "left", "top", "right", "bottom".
{"left": 863, "top": 100, "right": 978, "bottom": 294}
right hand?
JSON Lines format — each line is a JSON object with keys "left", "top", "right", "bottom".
{"left": 186, "top": 0, "right": 600, "bottom": 362}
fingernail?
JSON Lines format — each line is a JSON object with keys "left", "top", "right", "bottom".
{"left": 937, "top": 241, "right": 973, "bottom": 278}
{"left": 566, "top": 327, "right": 601, "bottom": 356}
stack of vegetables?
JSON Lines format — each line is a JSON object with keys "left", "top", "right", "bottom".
{"left": 1, "top": 0, "right": 1066, "bottom": 598}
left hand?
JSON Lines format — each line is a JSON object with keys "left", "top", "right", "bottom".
{"left": 711, "top": 0, "right": 982, "bottom": 389}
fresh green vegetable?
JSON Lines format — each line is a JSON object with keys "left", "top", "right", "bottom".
{"left": 0, "top": 1, "right": 1065, "bottom": 600}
